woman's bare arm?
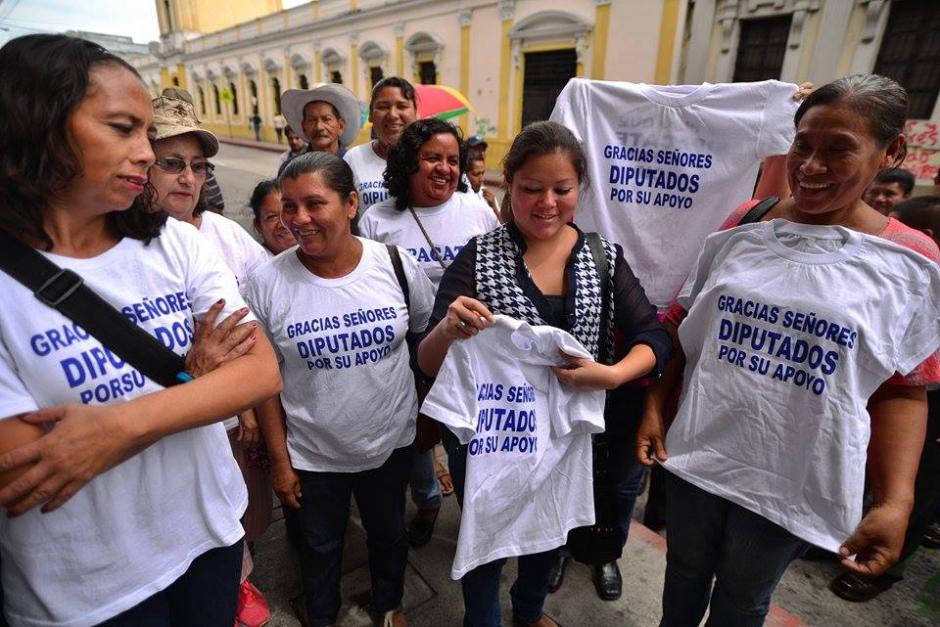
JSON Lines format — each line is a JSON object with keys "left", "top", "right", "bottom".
{"left": 0, "top": 334, "right": 282, "bottom": 515}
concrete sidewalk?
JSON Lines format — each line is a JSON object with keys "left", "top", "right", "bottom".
{"left": 251, "top": 492, "right": 920, "bottom": 627}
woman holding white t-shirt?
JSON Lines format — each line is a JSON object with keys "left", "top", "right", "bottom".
{"left": 417, "top": 121, "right": 672, "bottom": 627}
{"left": 0, "top": 34, "right": 281, "bottom": 627}
{"left": 343, "top": 76, "right": 418, "bottom": 212}
{"left": 638, "top": 74, "right": 940, "bottom": 627}
{"left": 245, "top": 152, "right": 435, "bottom": 627}
{"left": 359, "top": 117, "right": 499, "bottom": 548}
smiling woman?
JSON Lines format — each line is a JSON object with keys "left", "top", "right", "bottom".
{"left": 243, "top": 151, "right": 436, "bottom": 627}
{"left": 637, "top": 75, "right": 940, "bottom": 627}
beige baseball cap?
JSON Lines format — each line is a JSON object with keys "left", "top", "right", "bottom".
{"left": 151, "top": 96, "right": 220, "bottom": 158}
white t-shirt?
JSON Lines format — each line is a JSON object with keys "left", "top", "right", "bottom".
{"left": 421, "top": 316, "right": 605, "bottom": 579}
{"left": 344, "top": 142, "right": 390, "bottom": 212}
{"left": 0, "top": 220, "right": 249, "bottom": 627}
{"left": 193, "top": 211, "right": 269, "bottom": 428}
{"left": 359, "top": 193, "right": 499, "bottom": 289}
{"left": 665, "top": 220, "right": 940, "bottom": 551}
{"left": 197, "top": 210, "right": 269, "bottom": 288}
{"left": 242, "top": 238, "right": 434, "bottom": 472}
{"left": 550, "top": 78, "right": 798, "bottom": 309}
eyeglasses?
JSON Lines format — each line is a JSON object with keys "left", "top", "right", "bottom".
{"left": 153, "top": 158, "right": 215, "bottom": 176}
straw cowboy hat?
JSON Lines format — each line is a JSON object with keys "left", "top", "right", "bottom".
{"left": 151, "top": 96, "right": 220, "bottom": 158}
{"left": 282, "top": 83, "right": 362, "bottom": 148}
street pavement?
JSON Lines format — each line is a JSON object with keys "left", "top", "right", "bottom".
{"left": 212, "top": 143, "right": 940, "bottom": 627}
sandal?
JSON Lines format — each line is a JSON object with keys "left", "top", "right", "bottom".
{"left": 434, "top": 456, "right": 454, "bottom": 496}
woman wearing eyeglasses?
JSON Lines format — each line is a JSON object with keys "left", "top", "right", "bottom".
{"left": 148, "top": 94, "right": 274, "bottom": 626}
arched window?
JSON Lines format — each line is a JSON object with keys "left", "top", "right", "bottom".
{"left": 330, "top": 70, "right": 343, "bottom": 85}
{"left": 213, "top": 84, "right": 221, "bottom": 115}
{"left": 197, "top": 86, "right": 206, "bottom": 115}
{"left": 249, "top": 80, "right": 259, "bottom": 115}
{"left": 229, "top": 82, "right": 239, "bottom": 115}
{"left": 418, "top": 61, "right": 436, "bottom": 85}
{"left": 298, "top": 73, "right": 309, "bottom": 89}
{"left": 172, "top": 76, "right": 179, "bottom": 86}
{"left": 271, "top": 77, "right": 282, "bottom": 115}
{"left": 405, "top": 32, "right": 443, "bottom": 85}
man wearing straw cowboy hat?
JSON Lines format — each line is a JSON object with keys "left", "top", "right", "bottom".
{"left": 281, "top": 83, "right": 362, "bottom": 168}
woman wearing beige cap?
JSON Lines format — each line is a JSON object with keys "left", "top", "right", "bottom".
{"left": 149, "top": 94, "right": 274, "bottom": 627}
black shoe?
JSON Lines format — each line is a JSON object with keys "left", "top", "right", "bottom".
{"left": 546, "top": 554, "right": 569, "bottom": 593}
{"left": 407, "top": 508, "right": 439, "bottom": 547}
{"left": 922, "top": 522, "right": 940, "bottom": 549}
{"left": 829, "top": 572, "right": 894, "bottom": 602}
{"left": 593, "top": 561, "right": 622, "bottom": 601}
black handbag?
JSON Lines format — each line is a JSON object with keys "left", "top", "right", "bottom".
{"left": 565, "top": 232, "right": 625, "bottom": 565}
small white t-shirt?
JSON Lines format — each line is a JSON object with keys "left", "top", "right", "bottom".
{"left": 344, "top": 142, "right": 390, "bottom": 212}
{"left": 242, "top": 238, "right": 435, "bottom": 472}
{"left": 359, "top": 193, "right": 499, "bottom": 289}
{"left": 665, "top": 220, "right": 940, "bottom": 551}
{"left": 0, "top": 220, "right": 249, "bottom": 627}
{"left": 421, "top": 316, "right": 605, "bottom": 579}
{"left": 551, "top": 78, "right": 798, "bottom": 309}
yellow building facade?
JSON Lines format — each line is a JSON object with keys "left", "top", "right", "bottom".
{"left": 131, "top": 0, "right": 687, "bottom": 167}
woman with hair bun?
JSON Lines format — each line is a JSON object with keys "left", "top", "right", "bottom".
{"left": 638, "top": 74, "right": 940, "bottom": 626}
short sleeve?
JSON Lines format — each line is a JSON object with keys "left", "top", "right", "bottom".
{"left": 893, "top": 269, "right": 940, "bottom": 378}
{"left": 358, "top": 209, "right": 377, "bottom": 240}
{"left": 549, "top": 79, "right": 587, "bottom": 142}
{"left": 420, "top": 239, "right": 478, "bottom": 344}
{"left": 675, "top": 235, "right": 720, "bottom": 313}
{"left": 756, "top": 81, "right": 799, "bottom": 158}
{"left": 242, "top": 273, "right": 284, "bottom": 365}
{"left": 0, "top": 332, "right": 38, "bottom": 419}
{"left": 420, "top": 342, "right": 479, "bottom": 443}
{"left": 182, "top": 228, "right": 254, "bottom": 324}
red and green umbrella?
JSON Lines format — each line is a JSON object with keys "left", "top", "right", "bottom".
{"left": 415, "top": 84, "right": 472, "bottom": 120}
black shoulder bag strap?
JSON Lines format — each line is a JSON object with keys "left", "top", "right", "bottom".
{"left": 738, "top": 195, "right": 780, "bottom": 226}
{"left": 0, "top": 232, "right": 190, "bottom": 388}
{"left": 386, "top": 244, "right": 410, "bottom": 310}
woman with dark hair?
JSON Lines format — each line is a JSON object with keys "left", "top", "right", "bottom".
{"left": 344, "top": 76, "right": 419, "bottom": 212}
{"left": 359, "top": 117, "right": 498, "bottom": 547}
{"left": 0, "top": 34, "right": 281, "bottom": 627}
{"left": 417, "top": 121, "right": 671, "bottom": 627}
{"left": 245, "top": 152, "right": 436, "bottom": 627}
{"left": 637, "top": 74, "right": 940, "bottom": 626}
{"left": 250, "top": 179, "right": 295, "bottom": 255}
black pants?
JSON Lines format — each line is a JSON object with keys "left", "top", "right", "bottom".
{"left": 98, "top": 539, "right": 243, "bottom": 627}
{"left": 294, "top": 446, "right": 413, "bottom": 626}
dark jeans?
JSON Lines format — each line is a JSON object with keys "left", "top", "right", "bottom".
{"left": 607, "top": 385, "right": 650, "bottom": 545}
{"left": 98, "top": 540, "right": 243, "bottom": 627}
{"left": 661, "top": 472, "right": 808, "bottom": 627}
{"left": 462, "top": 548, "right": 559, "bottom": 627}
{"left": 294, "top": 446, "right": 413, "bottom": 626}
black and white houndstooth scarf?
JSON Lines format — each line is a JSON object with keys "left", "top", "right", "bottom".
{"left": 474, "top": 224, "right": 616, "bottom": 363}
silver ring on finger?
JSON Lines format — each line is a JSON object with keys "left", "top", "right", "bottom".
{"left": 457, "top": 319, "right": 468, "bottom": 330}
